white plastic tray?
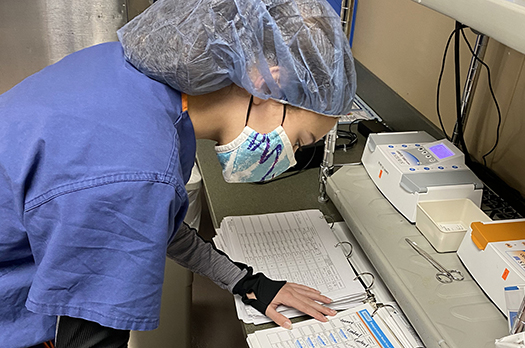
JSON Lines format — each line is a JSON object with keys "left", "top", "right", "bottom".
{"left": 416, "top": 199, "right": 492, "bottom": 252}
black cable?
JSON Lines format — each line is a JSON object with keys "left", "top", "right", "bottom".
{"left": 454, "top": 22, "right": 472, "bottom": 164}
{"left": 460, "top": 28, "right": 503, "bottom": 167}
{"left": 335, "top": 120, "right": 360, "bottom": 151}
{"left": 454, "top": 22, "right": 463, "bottom": 141}
{"left": 436, "top": 28, "right": 458, "bottom": 141}
{"left": 335, "top": 130, "right": 358, "bottom": 151}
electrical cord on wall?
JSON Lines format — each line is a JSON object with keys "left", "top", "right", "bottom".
{"left": 453, "top": 22, "right": 473, "bottom": 165}
{"left": 460, "top": 27, "right": 503, "bottom": 167}
{"left": 436, "top": 27, "right": 459, "bottom": 141}
{"left": 437, "top": 24, "right": 502, "bottom": 167}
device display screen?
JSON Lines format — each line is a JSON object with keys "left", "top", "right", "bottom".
{"left": 429, "top": 143, "right": 455, "bottom": 159}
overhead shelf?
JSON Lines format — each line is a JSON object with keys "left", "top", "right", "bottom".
{"left": 412, "top": 0, "right": 525, "bottom": 54}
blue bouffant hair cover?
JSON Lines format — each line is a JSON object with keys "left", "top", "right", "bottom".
{"left": 118, "top": 0, "right": 356, "bottom": 116}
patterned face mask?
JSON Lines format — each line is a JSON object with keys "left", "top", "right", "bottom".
{"left": 215, "top": 97, "right": 297, "bottom": 183}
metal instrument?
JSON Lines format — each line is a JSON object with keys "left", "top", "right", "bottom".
{"left": 405, "top": 238, "right": 464, "bottom": 284}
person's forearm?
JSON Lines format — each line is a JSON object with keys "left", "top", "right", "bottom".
{"left": 167, "top": 223, "right": 286, "bottom": 315}
{"left": 166, "top": 223, "right": 247, "bottom": 293}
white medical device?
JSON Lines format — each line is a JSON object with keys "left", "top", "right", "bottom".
{"left": 361, "top": 131, "right": 483, "bottom": 223}
{"left": 457, "top": 219, "right": 525, "bottom": 314}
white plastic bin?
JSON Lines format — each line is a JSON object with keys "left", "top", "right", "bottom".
{"left": 416, "top": 199, "right": 492, "bottom": 252}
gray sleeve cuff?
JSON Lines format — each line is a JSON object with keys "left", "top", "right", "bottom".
{"left": 166, "top": 223, "right": 247, "bottom": 293}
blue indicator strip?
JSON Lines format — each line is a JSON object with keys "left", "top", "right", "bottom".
{"left": 358, "top": 309, "right": 395, "bottom": 348}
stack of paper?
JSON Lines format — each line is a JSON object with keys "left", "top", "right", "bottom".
{"left": 213, "top": 209, "right": 367, "bottom": 324}
{"left": 246, "top": 303, "right": 406, "bottom": 348}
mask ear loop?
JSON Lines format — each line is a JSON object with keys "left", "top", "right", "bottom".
{"left": 246, "top": 96, "right": 287, "bottom": 129}
{"left": 245, "top": 95, "right": 254, "bottom": 126}
{"left": 281, "top": 103, "right": 287, "bottom": 126}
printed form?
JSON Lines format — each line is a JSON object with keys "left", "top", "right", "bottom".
{"left": 214, "top": 210, "right": 366, "bottom": 324}
{"left": 247, "top": 303, "right": 402, "bottom": 348}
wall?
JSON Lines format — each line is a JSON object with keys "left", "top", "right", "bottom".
{"left": 351, "top": 0, "right": 525, "bottom": 196}
{"left": 0, "top": 0, "right": 152, "bottom": 94}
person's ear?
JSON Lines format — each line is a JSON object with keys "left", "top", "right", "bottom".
{"left": 253, "top": 67, "right": 281, "bottom": 91}
{"left": 252, "top": 96, "right": 268, "bottom": 106}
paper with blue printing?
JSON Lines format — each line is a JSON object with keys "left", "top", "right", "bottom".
{"left": 215, "top": 126, "right": 297, "bottom": 183}
{"left": 246, "top": 303, "right": 402, "bottom": 348}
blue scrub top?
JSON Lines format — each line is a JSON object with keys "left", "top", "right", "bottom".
{"left": 0, "top": 42, "right": 196, "bottom": 347}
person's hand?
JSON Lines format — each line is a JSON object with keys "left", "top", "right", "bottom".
{"left": 249, "top": 282, "right": 336, "bottom": 329}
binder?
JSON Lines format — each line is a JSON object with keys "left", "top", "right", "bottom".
{"left": 214, "top": 210, "right": 424, "bottom": 347}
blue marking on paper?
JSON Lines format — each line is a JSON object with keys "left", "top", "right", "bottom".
{"left": 295, "top": 340, "right": 303, "bottom": 348}
{"left": 317, "top": 335, "right": 327, "bottom": 346}
{"left": 358, "top": 309, "right": 395, "bottom": 348}
{"left": 307, "top": 337, "right": 315, "bottom": 348}
{"left": 510, "top": 311, "right": 518, "bottom": 328}
{"left": 329, "top": 332, "right": 338, "bottom": 343}
{"left": 339, "top": 329, "right": 348, "bottom": 339}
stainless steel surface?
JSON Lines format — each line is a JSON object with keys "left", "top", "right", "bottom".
{"left": 405, "top": 238, "right": 464, "bottom": 284}
{"left": 451, "top": 33, "right": 489, "bottom": 146}
{"left": 0, "top": 0, "right": 152, "bottom": 94}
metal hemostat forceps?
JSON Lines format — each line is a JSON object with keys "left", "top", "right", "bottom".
{"left": 405, "top": 238, "right": 464, "bottom": 284}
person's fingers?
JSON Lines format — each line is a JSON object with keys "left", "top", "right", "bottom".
{"left": 287, "top": 282, "right": 321, "bottom": 293}
{"left": 291, "top": 294, "right": 337, "bottom": 318}
{"left": 286, "top": 283, "right": 333, "bottom": 304}
{"left": 285, "top": 297, "right": 330, "bottom": 323}
{"left": 264, "top": 283, "right": 339, "bottom": 329}
{"left": 265, "top": 306, "right": 293, "bottom": 330}
{"left": 272, "top": 286, "right": 333, "bottom": 322}
{"left": 292, "top": 287, "right": 333, "bottom": 304}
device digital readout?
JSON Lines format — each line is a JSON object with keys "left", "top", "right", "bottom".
{"left": 428, "top": 143, "right": 455, "bottom": 159}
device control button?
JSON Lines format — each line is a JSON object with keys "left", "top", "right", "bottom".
{"left": 415, "top": 144, "right": 421, "bottom": 147}
{"left": 388, "top": 145, "right": 394, "bottom": 148}
{"left": 452, "top": 165, "right": 458, "bottom": 169}
{"left": 425, "top": 155, "right": 432, "bottom": 158}
{"left": 409, "top": 168, "right": 416, "bottom": 171}
{"left": 402, "top": 144, "right": 407, "bottom": 148}
{"left": 429, "top": 158, "right": 436, "bottom": 162}
{"left": 424, "top": 167, "right": 430, "bottom": 170}
{"left": 438, "top": 166, "right": 444, "bottom": 170}
{"left": 418, "top": 147, "right": 424, "bottom": 151}
{"left": 422, "top": 151, "right": 428, "bottom": 155}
